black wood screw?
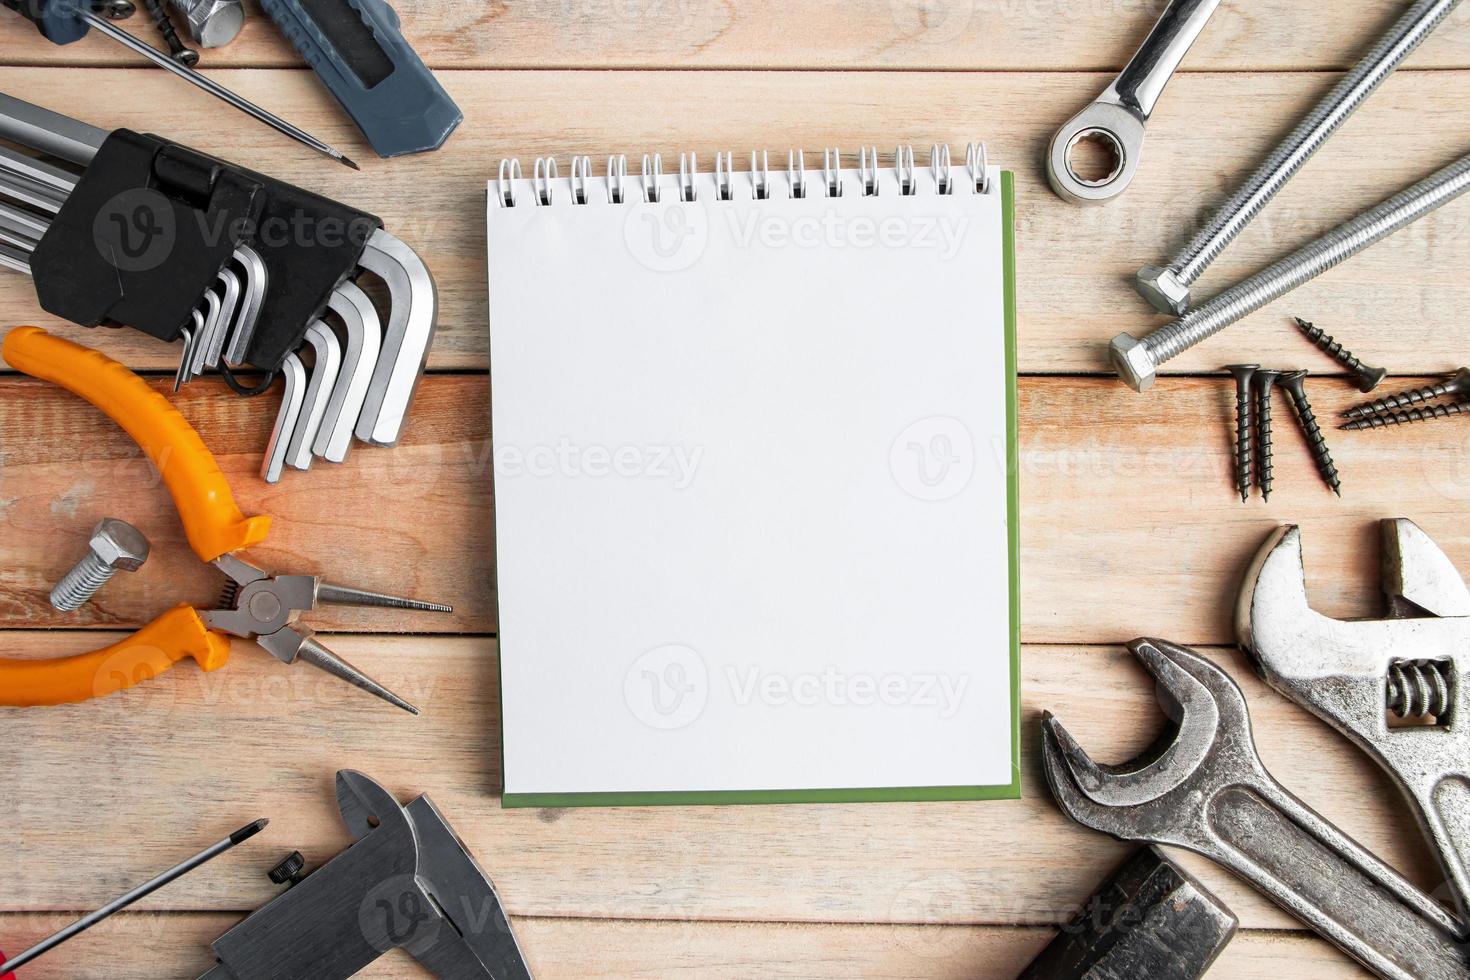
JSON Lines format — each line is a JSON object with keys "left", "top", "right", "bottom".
{"left": 142, "top": 0, "right": 198, "bottom": 66}
{"left": 1342, "top": 367, "right": 1470, "bottom": 421}
{"left": 1293, "top": 317, "right": 1387, "bottom": 393}
{"left": 1254, "top": 370, "right": 1282, "bottom": 501}
{"left": 1281, "top": 370, "right": 1341, "bottom": 496}
{"left": 1226, "top": 364, "right": 1258, "bottom": 502}
{"left": 1341, "top": 401, "right": 1470, "bottom": 430}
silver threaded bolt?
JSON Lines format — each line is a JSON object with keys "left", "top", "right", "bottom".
{"left": 1112, "top": 152, "right": 1470, "bottom": 392}
{"left": 1136, "top": 0, "right": 1464, "bottom": 315}
{"left": 49, "top": 518, "right": 150, "bottom": 612}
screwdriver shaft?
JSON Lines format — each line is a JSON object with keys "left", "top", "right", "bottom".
{"left": 79, "top": 12, "right": 359, "bottom": 170}
{"left": 0, "top": 819, "right": 268, "bottom": 974}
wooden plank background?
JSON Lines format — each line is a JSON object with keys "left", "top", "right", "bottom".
{"left": 3, "top": 1, "right": 1468, "bottom": 975}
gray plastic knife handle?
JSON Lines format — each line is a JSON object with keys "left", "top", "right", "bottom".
{"left": 259, "top": 0, "right": 462, "bottom": 158}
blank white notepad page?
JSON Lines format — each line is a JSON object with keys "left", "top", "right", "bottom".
{"left": 487, "top": 161, "right": 1016, "bottom": 801}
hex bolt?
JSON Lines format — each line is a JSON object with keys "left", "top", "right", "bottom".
{"left": 1342, "top": 367, "right": 1470, "bottom": 420}
{"left": 166, "top": 0, "right": 244, "bottom": 48}
{"left": 1135, "top": 0, "right": 1465, "bottom": 315}
{"left": 1292, "top": 317, "right": 1387, "bottom": 393}
{"left": 1341, "top": 401, "right": 1470, "bottom": 431}
{"left": 1254, "top": 369, "right": 1282, "bottom": 501}
{"left": 1280, "top": 371, "right": 1341, "bottom": 497}
{"left": 1112, "top": 152, "right": 1470, "bottom": 392}
{"left": 142, "top": 0, "right": 199, "bottom": 67}
{"left": 49, "top": 518, "right": 150, "bottom": 612}
{"left": 1226, "top": 364, "right": 1257, "bottom": 503}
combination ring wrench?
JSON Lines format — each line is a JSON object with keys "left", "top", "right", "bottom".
{"left": 1047, "top": 0, "right": 1222, "bottom": 205}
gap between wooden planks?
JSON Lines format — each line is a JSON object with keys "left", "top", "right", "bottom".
{"left": 0, "top": 0, "right": 1466, "bottom": 72}
{"left": 3, "top": 373, "right": 1469, "bottom": 643}
{"left": 0, "top": 912, "right": 1370, "bottom": 979}
{"left": 0, "top": 67, "right": 1468, "bottom": 375}
{"left": 0, "top": 635, "right": 1446, "bottom": 940}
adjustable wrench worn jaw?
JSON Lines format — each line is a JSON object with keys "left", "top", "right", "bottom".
{"left": 1238, "top": 520, "right": 1470, "bottom": 918}
{"left": 1043, "top": 638, "right": 1470, "bottom": 980}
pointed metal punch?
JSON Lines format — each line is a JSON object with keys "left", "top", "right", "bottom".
{"left": 201, "top": 553, "right": 451, "bottom": 715}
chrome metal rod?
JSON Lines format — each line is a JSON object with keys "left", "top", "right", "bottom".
{"left": 0, "top": 820, "right": 268, "bottom": 974}
{"left": 0, "top": 92, "right": 106, "bottom": 164}
{"left": 80, "top": 13, "right": 359, "bottom": 170}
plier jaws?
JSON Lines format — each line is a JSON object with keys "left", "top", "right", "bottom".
{"left": 201, "top": 553, "right": 449, "bottom": 715}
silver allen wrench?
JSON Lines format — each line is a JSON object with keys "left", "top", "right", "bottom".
{"left": 0, "top": 92, "right": 438, "bottom": 483}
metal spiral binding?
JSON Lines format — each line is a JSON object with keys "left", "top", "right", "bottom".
{"left": 571, "top": 156, "right": 592, "bottom": 205}
{"left": 751, "top": 150, "right": 770, "bottom": 200}
{"left": 715, "top": 152, "right": 734, "bottom": 200}
{"left": 966, "top": 142, "right": 991, "bottom": 193}
{"left": 497, "top": 144, "right": 989, "bottom": 208}
{"left": 1387, "top": 659, "right": 1453, "bottom": 720}
{"left": 533, "top": 157, "right": 558, "bottom": 206}
{"left": 679, "top": 152, "right": 698, "bottom": 202}
{"left": 859, "top": 147, "right": 880, "bottom": 196}
{"left": 607, "top": 154, "right": 627, "bottom": 204}
{"left": 896, "top": 145, "right": 916, "bottom": 196}
{"left": 788, "top": 149, "right": 807, "bottom": 199}
{"left": 823, "top": 148, "right": 843, "bottom": 197}
{"left": 641, "top": 153, "right": 663, "bottom": 203}
{"left": 497, "top": 158, "right": 522, "bottom": 207}
{"left": 931, "top": 144, "right": 952, "bottom": 195}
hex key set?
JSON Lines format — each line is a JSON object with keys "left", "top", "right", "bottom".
{"left": 0, "top": 92, "right": 438, "bottom": 483}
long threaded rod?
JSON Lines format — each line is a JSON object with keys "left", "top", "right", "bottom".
{"left": 1168, "top": 0, "right": 1463, "bottom": 287}
{"left": 1133, "top": 153, "right": 1470, "bottom": 373}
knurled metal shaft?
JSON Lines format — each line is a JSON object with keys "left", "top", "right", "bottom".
{"left": 1112, "top": 152, "right": 1470, "bottom": 392}
{"left": 1341, "top": 401, "right": 1470, "bottom": 430}
{"left": 1136, "top": 0, "right": 1464, "bottom": 314}
{"left": 1342, "top": 368, "right": 1470, "bottom": 419}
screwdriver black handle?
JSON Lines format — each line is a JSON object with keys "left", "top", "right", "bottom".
{"left": 2, "top": 0, "right": 89, "bottom": 44}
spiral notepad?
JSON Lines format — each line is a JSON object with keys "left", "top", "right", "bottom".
{"left": 486, "top": 145, "right": 1019, "bottom": 807}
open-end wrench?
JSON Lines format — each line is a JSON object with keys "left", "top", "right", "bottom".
{"left": 1042, "top": 637, "right": 1470, "bottom": 980}
{"left": 1239, "top": 520, "right": 1470, "bottom": 919}
{"left": 1047, "top": 0, "right": 1221, "bottom": 204}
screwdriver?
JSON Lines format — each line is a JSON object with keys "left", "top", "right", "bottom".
{"left": 0, "top": 819, "right": 268, "bottom": 974}
{"left": 2, "top": 0, "right": 359, "bottom": 169}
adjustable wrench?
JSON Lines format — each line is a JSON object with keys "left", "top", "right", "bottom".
{"left": 1239, "top": 520, "right": 1470, "bottom": 919}
{"left": 1042, "top": 637, "right": 1470, "bottom": 980}
{"left": 1047, "top": 0, "right": 1221, "bottom": 204}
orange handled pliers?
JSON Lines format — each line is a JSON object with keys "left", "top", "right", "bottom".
{"left": 0, "top": 326, "right": 449, "bottom": 713}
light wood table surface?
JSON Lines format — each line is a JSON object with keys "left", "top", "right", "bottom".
{"left": 4, "top": 2, "right": 1470, "bottom": 976}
